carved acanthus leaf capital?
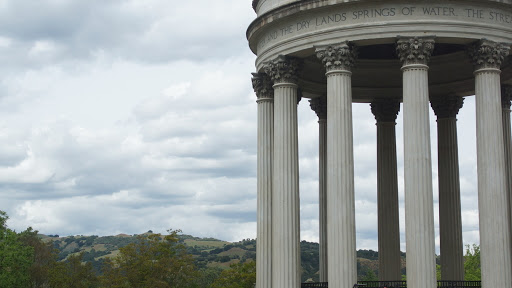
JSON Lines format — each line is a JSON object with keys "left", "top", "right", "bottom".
{"left": 309, "top": 96, "right": 327, "bottom": 120}
{"left": 263, "top": 55, "right": 302, "bottom": 84}
{"left": 502, "top": 85, "right": 512, "bottom": 109}
{"left": 251, "top": 72, "right": 274, "bottom": 100}
{"left": 370, "top": 100, "right": 400, "bottom": 122}
{"left": 430, "top": 95, "right": 464, "bottom": 119}
{"left": 315, "top": 42, "right": 357, "bottom": 72}
{"left": 468, "top": 40, "right": 510, "bottom": 70}
{"left": 396, "top": 37, "right": 435, "bottom": 66}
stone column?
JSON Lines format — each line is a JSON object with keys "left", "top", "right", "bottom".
{"left": 396, "top": 37, "right": 437, "bottom": 288}
{"left": 316, "top": 42, "right": 357, "bottom": 288}
{"left": 370, "top": 100, "right": 401, "bottom": 281}
{"left": 502, "top": 84, "right": 512, "bottom": 276}
{"left": 264, "top": 56, "right": 302, "bottom": 288}
{"left": 310, "top": 96, "right": 328, "bottom": 282}
{"left": 468, "top": 39, "right": 512, "bottom": 288}
{"left": 252, "top": 73, "right": 274, "bottom": 288}
{"left": 430, "top": 95, "right": 465, "bottom": 281}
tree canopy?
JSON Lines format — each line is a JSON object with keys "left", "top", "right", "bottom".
{"left": 464, "top": 244, "right": 481, "bottom": 281}
{"left": 101, "top": 230, "right": 198, "bottom": 288}
{"left": 211, "top": 261, "right": 256, "bottom": 288}
{"left": 0, "top": 211, "right": 33, "bottom": 288}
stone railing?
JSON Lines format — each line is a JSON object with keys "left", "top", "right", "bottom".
{"left": 301, "top": 282, "right": 328, "bottom": 288}
{"left": 301, "top": 281, "right": 482, "bottom": 288}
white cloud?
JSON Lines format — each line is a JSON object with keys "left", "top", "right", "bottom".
{"left": 0, "top": 36, "right": 11, "bottom": 48}
{"left": 0, "top": 148, "right": 54, "bottom": 183}
{"left": 0, "top": 0, "right": 487, "bottom": 254}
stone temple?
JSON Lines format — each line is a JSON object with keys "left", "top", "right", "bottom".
{"left": 248, "top": 0, "right": 512, "bottom": 288}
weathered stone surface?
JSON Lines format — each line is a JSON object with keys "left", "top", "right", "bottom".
{"left": 249, "top": 0, "right": 512, "bottom": 286}
{"left": 253, "top": 72, "right": 274, "bottom": 288}
{"left": 270, "top": 55, "right": 301, "bottom": 288}
{"left": 371, "top": 100, "right": 401, "bottom": 281}
{"left": 253, "top": 0, "right": 512, "bottom": 16}
{"left": 468, "top": 40, "right": 510, "bottom": 70}
{"left": 264, "top": 55, "right": 302, "bottom": 84}
{"left": 252, "top": 72, "right": 274, "bottom": 101}
{"left": 396, "top": 37, "right": 435, "bottom": 66}
{"left": 310, "top": 96, "right": 328, "bottom": 282}
{"left": 430, "top": 95, "right": 464, "bottom": 119}
{"left": 323, "top": 47, "right": 357, "bottom": 288}
{"left": 316, "top": 42, "right": 357, "bottom": 72}
{"left": 400, "top": 37, "right": 437, "bottom": 288}
{"left": 474, "top": 56, "right": 512, "bottom": 288}
{"left": 371, "top": 100, "right": 400, "bottom": 122}
{"left": 309, "top": 96, "right": 327, "bottom": 120}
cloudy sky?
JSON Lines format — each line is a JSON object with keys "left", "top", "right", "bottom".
{"left": 0, "top": 0, "right": 481, "bottom": 252}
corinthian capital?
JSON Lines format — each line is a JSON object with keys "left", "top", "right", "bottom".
{"left": 430, "top": 95, "right": 464, "bottom": 119}
{"left": 252, "top": 72, "right": 274, "bottom": 100}
{"left": 315, "top": 42, "right": 357, "bottom": 72}
{"left": 309, "top": 96, "right": 327, "bottom": 120}
{"left": 467, "top": 40, "right": 510, "bottom": 70}
{"left": 370, "top": 100, "right": 400, "bottom": 122}
{"left": 396, "top": 37, "right": 435, "bottom": 66}
{"left": 263, "top": 55, "right": 302, "bottom": 84}
{"left": 502, "top": 85, "right": 512, "bottom": 109}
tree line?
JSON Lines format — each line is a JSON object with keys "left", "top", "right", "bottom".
{"left": 1, "top": 209, "right": 482, "bottom": 287}
{"left": 0, "top": 210, "right": 255, "bottom": 288}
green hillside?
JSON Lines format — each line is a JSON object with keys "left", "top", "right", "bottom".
{"left": 44, "top": 232, "right": 399, "bottom": 282}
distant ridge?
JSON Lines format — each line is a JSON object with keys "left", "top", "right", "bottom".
{"left": 43, "top": 232, "right": 390, "bottom": 282}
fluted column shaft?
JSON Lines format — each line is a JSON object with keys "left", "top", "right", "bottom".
{"left": 431, "top": 96, "right": 464, "bottom": 281}
{"left": 469, "top": 40, "right": 512, "bottom": 288}
{"left": 437, "top": 118, "right": 464, "bottom": 280}
{"left": 310, "top": 97, "right": 328, "bottom": 282}
{"left": 371, "top": 100, "right": 401, "bottom": 281}
{"left": 316, "top": 42, "right": 357, "bottom": 288}
{"left": 318, "top": 117, "right": 327, "bottom": 283}
{"left": 502, "top": 85, "right": 512, "bottom": 272}
{"left": 252, "top": 73, "right": 274, "bottom": 288}
{"left": 272, "top": 82, "right": 300, "bottom": 288}
{"left": 397, "top": 37, "right": 437, "bottom": 288}
{"left": 475, "top": 69, "right": 512, "bottom": 287}
{"left": 265, "top": 56, "right": 302, "bottom": 288}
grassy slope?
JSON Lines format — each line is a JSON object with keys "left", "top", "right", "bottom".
{"left": 44, "top": 233, "right": 392, "bottom": 282}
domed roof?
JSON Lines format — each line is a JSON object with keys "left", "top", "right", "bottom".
{"left": 253, "top": 0, "right": 512, "bottom": 16}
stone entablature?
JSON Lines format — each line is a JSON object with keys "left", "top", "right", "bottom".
{"left": 248, "top": 0, "right": 512, "bottom": 65}
{"left": 247, "top": 0, "right": 512, "bottom": 102}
